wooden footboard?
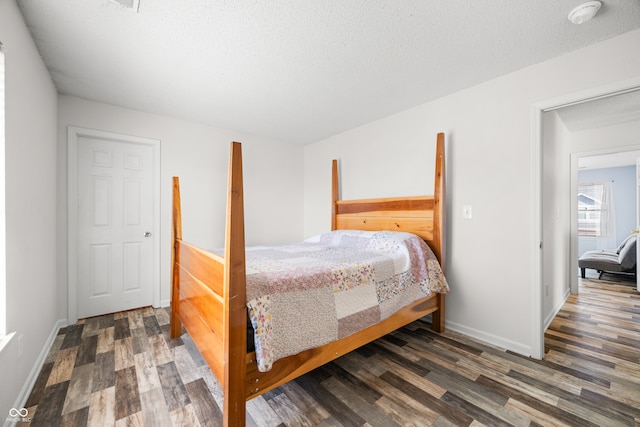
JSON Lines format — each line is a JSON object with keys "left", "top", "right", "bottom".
{"left": 171, "top": 134, "right": 447, "bottom": 426}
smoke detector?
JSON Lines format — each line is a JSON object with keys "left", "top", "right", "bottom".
{"left": 568, "top": 1, "right": 602, "bottom": 24}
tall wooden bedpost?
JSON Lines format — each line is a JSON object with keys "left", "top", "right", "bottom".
{"left": 331, "top": 159, "right": 339, "bottom": 230}
{"left": 432, "top": 132, "right": 446, "bottom": 333}
{"left": 223, "top": 142, "right": 248, "bottom": 427}
{"left": 170, "top": 177, "right": 182, "bottom": 339}
{"left": 433, "top": 132, "right": 446, "bottom": 273}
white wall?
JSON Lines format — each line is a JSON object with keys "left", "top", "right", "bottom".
{"left": 57, "top": 96, "right": 304, "bottom": 312}
{"left": 0, "top": 0, "right": 58, "bottom": 419}
{"left": 541, "top": 111, "right": 571, "bottom": 328}
{"left": 304, "top": 29, "right": 640, "bottom": 356}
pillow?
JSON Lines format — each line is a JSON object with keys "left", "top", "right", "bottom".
{"left": 616, "top": 234, "right": 636, "bottom": 254}
{"left": 618, "top": 235, "right": 637, "bottom": 269}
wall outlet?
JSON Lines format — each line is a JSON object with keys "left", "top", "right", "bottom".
{"left": 545, "top": 284, "right": 549, "bottom": 297}
{"left": 463, "top": 205, "right": 472, "bottom": 219}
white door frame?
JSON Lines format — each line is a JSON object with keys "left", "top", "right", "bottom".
{"left": 530, "top": 76, "right": 640, "bottom": 359}
{"left": 68, "top": 126, "right": 161, "bottom": 324}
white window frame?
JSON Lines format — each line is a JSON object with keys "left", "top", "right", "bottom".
{"left": 578, "top": 182, "right": 605, "bottom": 238}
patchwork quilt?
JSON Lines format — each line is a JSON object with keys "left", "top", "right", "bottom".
{"left": 244, "top": 230, "right": 449, "bottom": 372}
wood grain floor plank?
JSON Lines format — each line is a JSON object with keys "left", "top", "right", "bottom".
{"left": 29, "top": 380, "right": 69, "bottom": 427}
{"left": 133, "top": 351, "right": 161, "bottom": 393}
{"left": 320, "top": 376, "right": 398, "bottom": 427}
{"left": 170, "top": 403, "right": 202, "bottom": 427}
{"left": 113, "top": 317, "right": 131, "bottom": 341}
{"left": 296, "top": 373, "right": 366, "bottom": 427}
{"left": 97, "top": 313, "right": 114, "bottom": 329}
{"left": 173, "top": 344, "right": 202, "bottom": 385}
{"left": 114, "top": 411, "right": 144, "bottom": 427}
{"left": 509, "top": 369, "right": 635, "bottom": 426}
{"left": 60, "top": 324, "right": 84, "bottom": 349}
{"left": 44, "top": 334, "right": 64, "bottom": 364}
{"left": 140, "top": 387, "right": 172, "bottom": 427}
{"left": 246, "top": 395, "right": 283, "bottom": 426}
{"left": 373, "top": 395, "right": 438, "bottom": 427}
{"left": 92, "top": 350, "right": 115, "bottom": 393}
{"left": 60, "top": 406, "right": 89, "bottom": 427}
{"left": 114, "top": 336, "right": 134, "bottom": 371}
{"left": 127, "top": 309, "right": 145, "bottom": 330}
{"left": 62, "top": 363, "right": 93, "bottom": 415}
{"left": 317, "top": 358, "right": 383, "bottom": 404}
{"left": 439, "top": 390, "right": 513, "bottom": 427}
{"left": 156, "top": 361, "right": 191, "bottom": 412}
{"left": 25, "top": 279, "right": 640, "bottom": 427}
{"left": 185, "top": 378, "right": 223, "bottom": 427}
{"left": 81, "top": 317, "right": 100, "bottom": 338}
{"left": 369, "top": 353, "right": 446, "bottom": 399}
{"left": 149, "top": 333, "right": 173, "bottom": 366}
{"left": 114, "top": 366, "right": 141, "bottom": 420}
{"left": 96, "top": 326, "right": 114, "bottom": 354}
{"left": 87, "top": 386, "right": 115, "bottom": 427}
{"left": 143, "top": 314, "right": 163, "bottom": 336}
{"left": 380, "top": 370, "right": 473, "bottom": 426}
{"left": 46, "top": 347, "right": 78, "bottom": 387}
{"left": 74, "top": 334, "right": 98, "bottom": 367}
{"left": 476, "top": 374, "right": 598, "bottom": 427}
{"left": 131, "top": 326, "right": 151, "bottom": 354}
{"left": 267, "top": 392, "right": 316, "bottom": 427}
{"left": 25, "top": 361, "right": 54, "bottom": 408}
{"left": 277, "top": 380, "right": 331, "bottom": 425}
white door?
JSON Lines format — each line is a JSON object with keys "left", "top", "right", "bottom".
{"left": 69, "top": 128, "right": 160, "bottom": 320}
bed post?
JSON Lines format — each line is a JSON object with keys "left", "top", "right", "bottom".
{"left": 432, "top": 132, "right": 446, "bottom": 333}
{"left": 170, "top": 177, "right": 182, "bottom": 339}
{"left": 331, "top": 159, "right": 339, "bottom": 230}
{"left": 223, "top": 142, "right": 248, "bottom": 427}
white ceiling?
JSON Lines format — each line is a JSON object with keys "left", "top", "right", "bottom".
{"left": 557, "top": 89, "right": 640, "bottom": 133}
{"left": 16, "top": 0, "right": 640, "bottom": 144}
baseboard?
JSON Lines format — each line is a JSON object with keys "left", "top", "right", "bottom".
{"left": 445, "top": 321, "right": 533, "bottom": 357}
{"left": 11, "top": 319, "right": 68, "bottom": 413}
{"left": 544, "top": 287, "right": 571, "bottom": 331}
{"left": 159, "top": 299, "right": 170, "bottom": 308}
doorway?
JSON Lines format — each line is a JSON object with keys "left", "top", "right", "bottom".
{"left": 68, "top": 127, "right": 161, "bottom": 322}
{"left": 532, "top": 76, "right": 640, "bottom": 359}
{"left": 571, "top": 149, "right": 640, "bottom": 293}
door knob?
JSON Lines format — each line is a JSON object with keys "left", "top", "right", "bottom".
{"left": 144, "top": 232, "right": 152, "bottom": 237}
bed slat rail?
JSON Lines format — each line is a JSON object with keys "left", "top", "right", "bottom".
{"left": 335, "top": 196, "right": 435, "bottom": 242}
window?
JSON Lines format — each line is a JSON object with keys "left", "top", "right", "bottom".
{"left": 578, "top": 182, "right": 614, "bottom": 238}
{"left": 578, "top": 183, "right": 603, "bottom": 237}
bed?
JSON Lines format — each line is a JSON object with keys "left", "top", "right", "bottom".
{"left": 169, "top": 132, "right": 448, "bottom": 426}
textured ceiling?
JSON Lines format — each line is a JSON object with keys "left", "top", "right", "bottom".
{"left": 16, "top": 0, "right": 640, "bottom": 144}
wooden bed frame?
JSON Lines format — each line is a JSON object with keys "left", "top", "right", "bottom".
{"left": 170, "top": 132, "right": 446, "bottom": 426}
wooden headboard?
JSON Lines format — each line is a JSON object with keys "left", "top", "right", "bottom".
{"left": 330, "top": 132, "right": 446, "bottom": 271}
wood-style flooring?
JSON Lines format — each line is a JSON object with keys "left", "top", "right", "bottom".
{"left": 19, "top": 273, "right": 640, "bottom": 426}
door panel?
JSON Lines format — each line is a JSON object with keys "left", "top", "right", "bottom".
{"left": 77, "top": 136, "right": 154, "bottom": 318}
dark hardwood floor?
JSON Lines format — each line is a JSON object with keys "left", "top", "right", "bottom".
{"left": 17, "top": 274, "right": 640, "bottom": 426}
